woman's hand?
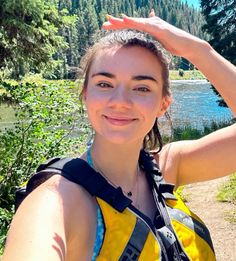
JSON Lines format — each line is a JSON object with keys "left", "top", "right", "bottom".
{"left": 103, "top": 10, "right": 208, "bottom": 60}
{"left": 103, "top": 10, "right": 236, "bottom": 116}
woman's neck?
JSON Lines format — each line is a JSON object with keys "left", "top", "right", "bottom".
{"left": 89, "top": 135, "right": 143, "bottom": 191}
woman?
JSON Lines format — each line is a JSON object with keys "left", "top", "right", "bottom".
{"left": 3, "top": 11, "right": 236, "bottom": 261}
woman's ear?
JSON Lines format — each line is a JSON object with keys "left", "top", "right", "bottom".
{"left": 158, "top": 96, "right": 172, "bottom": 117}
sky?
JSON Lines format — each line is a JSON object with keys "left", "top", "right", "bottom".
{"left": 182, "top": 0, "right": 201, "bottom": 9}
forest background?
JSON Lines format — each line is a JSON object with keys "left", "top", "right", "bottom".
{"left": 0, "top": 0, "right": 235, "bottom": 79}
{"left": 0, "top": 0, "right": 235, "bottom": 255}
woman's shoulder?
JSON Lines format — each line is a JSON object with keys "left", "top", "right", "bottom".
{"left": 31, "top": 174, "right": 97, "bottom": 239}
{"left": 4, "top": 174, "right": 97, "bottom": 261}
{"left": 154, "top": 141, "right": 191, "bottom": 185}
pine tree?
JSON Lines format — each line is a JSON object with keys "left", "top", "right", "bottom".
{"left": 201, "top": 0, "right": 236, "bottom": 106}
{"left": 201, "top": 0, "right": 236, "bottom": 65}
{"left": 0, "top": 0, "right": 208, "bottom": 76}
{"left": 76, "top": 1, "right": 99, "bottom": 59}
{"left": 0, "top": 0, "right": 68, "bottom": 77}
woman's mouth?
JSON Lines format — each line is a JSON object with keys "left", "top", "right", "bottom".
{"left": 103, "top": 115, "right": 137, "bottom": 126}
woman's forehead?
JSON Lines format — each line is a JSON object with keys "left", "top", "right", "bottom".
{"left": 90, "top": 45, "right": 163, "bottom": 76}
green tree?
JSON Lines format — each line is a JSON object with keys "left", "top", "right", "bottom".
{"left": 76, "top": 1, "right": 99, "bottom": 59}
{"left": 0, "top": 0, "right": 68, "bottom": 78}
{"left": 201, "top": 0, "right": 236, "bottom": 106}
{"left": 201, "top": 0, "right": 236, "bottom": 65}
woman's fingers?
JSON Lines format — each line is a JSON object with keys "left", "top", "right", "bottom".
{"left": 102, "top": 12, "right": 202, "bottom": 58}
{"left": 102, "top": 21, "right": 126, "bottom": 30}
{"left": 102, "top": 14, "right": 146, "bottom": 31}
{"left": 102, "top": 15, "right": 126, "bottom": 30}
{"left": 149, "top": 9, "right": 155, "bottom": 18}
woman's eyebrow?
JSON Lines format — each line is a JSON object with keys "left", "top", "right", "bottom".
{"left": 91, "top": 72, "right": 115, "bottom": 78}
{"left": 91, "top": 72, "right": 158, "bottom": 83}
{"left": 132, "top": 75, "right": 158, "bottom": 83}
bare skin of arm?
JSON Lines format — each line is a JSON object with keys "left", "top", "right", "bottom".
{"left": 3, "top": 175, "right": 97, "bottom": 261}
{"left": 159, "top": 125, "right": 236, "bottom": 186}
{"left": 103, "top": 13, "right": 236, "bottom": 186}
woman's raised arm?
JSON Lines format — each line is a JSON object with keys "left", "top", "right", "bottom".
{"left": 103, "top": 12, "right": 236, "bottom": 115}
{"left": 103, "top": 12, "right": 236, "bottom": 185}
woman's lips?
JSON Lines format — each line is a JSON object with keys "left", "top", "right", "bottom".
{"left": 103, "top": 115, "right": 137, "bottom": 126}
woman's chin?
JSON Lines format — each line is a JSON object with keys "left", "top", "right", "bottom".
{"left": 97, "top": 132, "right": 142, "bottom": 146}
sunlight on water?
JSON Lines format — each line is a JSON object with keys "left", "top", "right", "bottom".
{"left": 160, "top": 80, "right": 233, "bottom": 132}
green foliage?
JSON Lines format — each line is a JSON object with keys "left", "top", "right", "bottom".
{"left": 172, "top": 120, "right": 233, "bottom": 141}
{"left": 201, "top": 0, "right": 236, "bottom": 106}
{"left": 1, "top": 0, "right": 207, "bottom": 79}
{"left": 170, "top": 70, "right": 205, "bottom": 80}
{"left": 0, "top": 79, "right": 89, "bottom": 251}
{"left": 201, "top": 0, "right": 236, "bottom": 65}
{"left": 217, "top": 173, "right": 236, "bottom": 223}
{"left": 178, "top": 69, "right": 184, "bottom": 77}
{"left": 217, "top": 173, "right": 236, "bottom": 203}
{"left": 173, "top": 125, "right": 202, "bottom": 140}
{"left": 0, "top": 207, "right": 13, "bottom": 255}
{"left": 0, "top": 0, "right": 72, "bottom": 78}
{"left": 76, "top": 1, "right": 100, "bottom": 60}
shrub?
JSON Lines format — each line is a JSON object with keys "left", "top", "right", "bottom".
{"left": 0, "top": 80, "right": 88, "bottom": 252}
{"left": 171, "top": 120, "right": 233, "bottom": 141}
{"left": 178, "top": 69, "right": 184, "bottom": 77}
{"left": 217, "top": 173, "right": 236, "bottom": 203}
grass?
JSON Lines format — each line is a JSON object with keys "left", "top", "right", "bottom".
{"left": 226, "top": 210, "right": 236, "bottom": 223}
{"left": 170, "top": 70, "right": 206, "bottom": 80}
{"left": 217, "top": 173, "right": 236, "bottom": 202}
{"left": 164, "top": 120, "right": 233, "bottom": 142}
{"left": 217, "top": 173, "right": 236, "bottom": 223}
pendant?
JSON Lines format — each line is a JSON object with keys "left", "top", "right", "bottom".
{"left": 127, "top": 191, "right": 132, "bottom": 197}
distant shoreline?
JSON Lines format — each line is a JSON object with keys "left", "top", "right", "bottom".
{"left": 170, "top": 79, "right": 208, "bottom": 84}
{"left": 170, "top": 70, "right": 206, "bottom": 81}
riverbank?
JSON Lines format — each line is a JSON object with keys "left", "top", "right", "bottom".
{"left": 169, "top": 70, "right": 205, "bottom": 80}
{"left": 0, "top": 70, "right": 205, "bottom": 89}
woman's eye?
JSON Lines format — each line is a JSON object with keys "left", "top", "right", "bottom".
{"left": 97, "top": 82, "right": 113, "bottom": 88}
{"left": 134, "top": 86, "right": 150, "bottom": 93}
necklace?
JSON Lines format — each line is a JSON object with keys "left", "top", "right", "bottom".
{"left": 95, "top": 159, "right": 140, "bottom": 198}
{"left": 88, "top": 148, "right": 140, "bottom": 198}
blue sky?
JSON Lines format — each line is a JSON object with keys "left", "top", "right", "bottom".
{"left": 182, "top": 0, "right": 200, "bottom": 9}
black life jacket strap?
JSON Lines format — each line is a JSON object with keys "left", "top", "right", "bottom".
{"left": 143, "top": 152, "right": 190, "bottom": 261}
{"left": 26, "top": 157, "right": 132, "bottom": 212}
{"left": 118, "top": 217, "right": 150, "bottom": 261}
{"left": 16, "top": 151, "right": 191, "bottom": 260}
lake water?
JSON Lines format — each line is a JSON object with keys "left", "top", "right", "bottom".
{"left": 0, "top": 80, "right": 234, "bottom": 131}
{"left": 166, "top": 80, "right": 233, "bottom": 129}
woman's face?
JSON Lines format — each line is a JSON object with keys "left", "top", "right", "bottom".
{"left": 84, "top": 46, "right": 171, "bottom": 146}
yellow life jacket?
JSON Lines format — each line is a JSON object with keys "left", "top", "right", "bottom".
{"left": 17, "top": 151, "right": 216, "bottom": 260}
{"left": 93, "top": 150, "right": 216, "bottom": 260}
{"left": 95, "top": 192, "right": 215, "bottom": 261}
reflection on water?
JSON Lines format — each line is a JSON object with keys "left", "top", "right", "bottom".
{"left": 165, "top": 80, "right": 233, "bottom": 130}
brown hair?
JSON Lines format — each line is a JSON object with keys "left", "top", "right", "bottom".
{"left": 80, "top": 30, "right": 171, "bottom": 152}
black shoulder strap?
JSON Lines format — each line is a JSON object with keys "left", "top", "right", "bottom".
{"left": 139, "top": 150, "right": 176, "bottom": 200}
{"left": 140, "top": 151, "right": 190, "bottom": 261}
{"left": 26, "top": 157, "right": 132, "bottom": 212}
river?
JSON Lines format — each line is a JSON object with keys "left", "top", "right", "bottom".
{"left": 167, "top": 80, "right": 233, "bottom": 129}
{"left": 0, "top": 80, "right": 234, "bottom": 131}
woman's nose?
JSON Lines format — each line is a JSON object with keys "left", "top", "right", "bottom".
{"left": 108, "top": 85, "right": 133, "bottom": 108}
